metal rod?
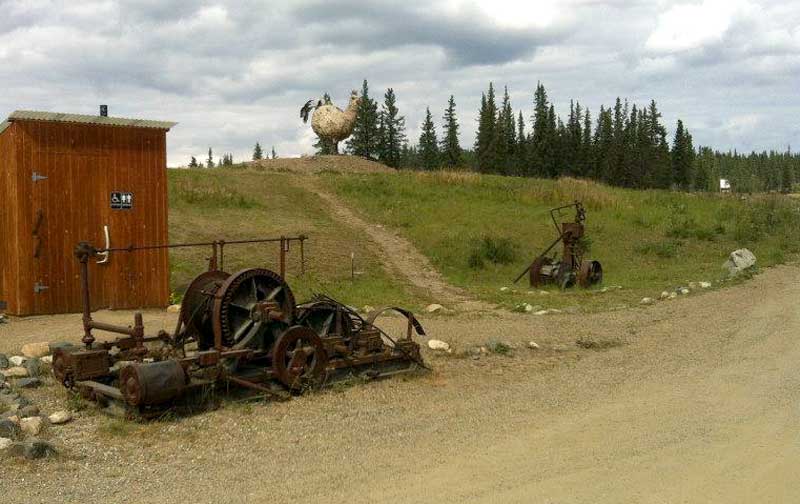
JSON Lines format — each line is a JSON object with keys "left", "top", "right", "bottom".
{"left": 299, "top": 236, "right": 305, "bottom": 275}
{"left": 279, "top": 236, "right": 286, "bottom": 278}
{"left": 513, "top": 231, "right": 567, "bottom": 284}
{"left": 97, "top": 236, "right": 308, "bottom": 254}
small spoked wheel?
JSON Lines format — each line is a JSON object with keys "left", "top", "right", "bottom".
{"left": 578, "top": 260, "right": 603, "bottom": 288}
{"left": 273, "top": 326, "right": 327, "bottom": 390}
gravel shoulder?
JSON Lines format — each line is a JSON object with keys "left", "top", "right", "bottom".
{"left": 1, "top": 265, "right": 798, "bottom": 503}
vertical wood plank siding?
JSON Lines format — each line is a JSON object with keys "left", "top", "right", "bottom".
{"left": 0, "top": 119, "right": 169, "bottom": 315}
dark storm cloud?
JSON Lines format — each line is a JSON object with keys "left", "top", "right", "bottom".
{"left": 0, "top": 0, "right": 797, "bottom": 164}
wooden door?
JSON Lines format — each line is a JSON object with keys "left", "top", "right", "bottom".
{"left": 29, "top": 122, "right": 111, "bottom": 314}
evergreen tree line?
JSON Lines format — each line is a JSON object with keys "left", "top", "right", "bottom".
{"left": 341, "top": 80, "right": 799, "bottom": 192}
{"left": 188, "top": 148, "right": 235, "bottom": 168}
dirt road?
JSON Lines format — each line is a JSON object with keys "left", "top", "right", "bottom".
{"left": 2, "top": 265, "right": 798, "bottom": 503}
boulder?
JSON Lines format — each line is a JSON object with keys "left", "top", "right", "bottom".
{"left": 6, "top": 439, "right": 57, "bottom": 460}
{"left": 361, "top": 305, "right": 375, "bottom": 314}
{"left": 21, "top": 342, "right": 51, "bottom": 359}
{"left": 424, "top": 304, "right": 444, "bottom": 314}
{"left": 24, "top": 357, "right": 44, "bottom": 377}
{"left": 8, "top": 356, "right": 26, "bottom": 367}
{"left": 699, "top": 281, "right": 712, "bottom": 289}
{"left": 17, "top": 377, "right": 41, "bottom": 389}
{"left": 723, "top": 248, "right": 756, "bottom": 277}
{"left": 640, "top": 297, "right": 655, "bottom": 305}
{"left": 18, "top": 405, "right": 40, "bottom": 419}
{"left": 166, "top": 304, "right": 182, "bottom": 314}
{"left": 427, "top": 339, "right": 451, "bottom": 352}
{"left": 41, "top": 355, "right": 53, "bottom": 365}
{"left": 0, "top": 354, "right": 8, "bottom": 369}
{"left": 0, "top": 437, "right": 11, "bottom": 451}
{"left": 528, "top": 341, "right": 540, "bottom": 349}
{"left": 0, "top": 419, "right": 20, "bottom": 439}
{"left": 20, "top": 416, "right": 43, "bottom": 436}
{"left": 659, "top": 291, "right": 670, "bottom": 300}
{"left": 48, "top": 411, "right": 72, "bottom": 425}
{"left": 1, "top": 367, "right": 28, "bottom": 379}
{"left": 49, "top": 341, "right": 76, "bottom": 353}
{"left": 499, "top": 287, "right": 510, "bottom": 292}
{"left": 668, "top": 292, "right": 678, "bottom": 300}
{"left": 678, "top": 287, "right": 690, "bottom": 295}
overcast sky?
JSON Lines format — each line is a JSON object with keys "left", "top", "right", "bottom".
{"left": 1, "top": 0, "right": 798, "bottom": 165}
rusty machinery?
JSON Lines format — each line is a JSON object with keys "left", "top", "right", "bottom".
{"left": 513, "top": 201, "right": 603, "bottom": 289}
{"left": 53, "top": 237, "right": 426, "bottom": 416}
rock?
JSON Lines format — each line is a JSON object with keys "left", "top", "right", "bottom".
{"left": 660, "top": 291, "right": 670, "bottom": 300}
{"left": 528, "top": 341, "right": 540, "bottom": 349}
{"left": 41, "top": 355, "right": 53, "bottom": 365}
{"left": 9, "top": 356, "right": 26, "bottom": 367}
{"left": 17, "top": 377, "right": 41, "bottom": 389}
{"left": 21, "top": 342, "right": 51, "bottom": 359}
{"left": 1, "top": 366, "right": 28, "bottom": 378}
{"left": 678, "top": 287, "right": 690, "bottom": 295}
{"left": 699, "top": 281, "right": 712, "bottom": 289}
{"left": 49, "top": 341, "right": 75, "bottom": 353}
{"left": 424, "top": 304, "right": 443, "bottom": 313}
{"left": 24, "top": 357, "right": 44, "bottom": 377}
{"left": 427, "top": 339, "right": 451, "bottom": 352}
{"left": 534, "top": 310, "right": 549, "bottom": 316}
{"left": 0, "top": 354, "right": 8, "bottom": 369}
{"left": 166, "top": 304, "right": 181, "bottom": 314}
{"left": 640, "top": 297, "right": 655, "bottom": 305}
{"left": 723, "top": 248, "right": 757, "bottom": 277}
{"left": 0, "top": 437, "right": 12, "bottom": 451}
{"left": 48, "top": 411, "right": 72, "bottom": 425}
{"left": 0, "top": 419, "right": 20, "bottom": 439}
{"left": 20, "top": 416, "right": 43, "bottom": 436}
{"left": 361, "top": 305, "right": 375, "bottom": 314}
{"left": 524, "top": 303, "right": 534, "bottom": 313}
{"left": 18, "top": 405, "right": 40, "bottom": 418}
{"left": 6, "top": 439, "right": 57, "bottom": 459}
{"left": 668, "top": 292, "right": 678, "bottom": 300}
{"left": 499, "top": 287, "right": 510, "bottom": 292}
{"left": 538, "top": 290, "right": 549, "bottom": 296}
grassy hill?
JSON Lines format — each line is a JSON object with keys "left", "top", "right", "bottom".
{"left": 325, "top": 171, "right": 800, "bottom": 310}
{"left": 167, "top": 169, "right": 419, "bottom": 308}
{"left": 167, "top": 164, "right": 800, "bottom": 312}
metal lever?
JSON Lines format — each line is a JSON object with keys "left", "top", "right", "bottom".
{"left": 96, "top": 225, "right": 111, "bottom": 265}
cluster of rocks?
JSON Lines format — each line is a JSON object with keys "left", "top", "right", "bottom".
{"left": 1, "top": 341, "right": 75, "bottom": 460}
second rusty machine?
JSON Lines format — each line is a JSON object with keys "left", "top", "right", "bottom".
{"left": 514, "top": 201, "right": 603, "bottom": 289}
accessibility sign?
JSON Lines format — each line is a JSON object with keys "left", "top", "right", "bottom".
{"left": 111, "top": 191, "right": 133, "bottom": 210}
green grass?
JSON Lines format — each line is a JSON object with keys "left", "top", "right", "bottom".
{"left": 324, "top": 171, "right": 800, "bottom": 310}
{"left": 168, "top": 170, "right": 422, "bottom": 309}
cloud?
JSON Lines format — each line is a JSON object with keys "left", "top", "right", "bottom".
{"left": 0, "top": 0, "right": 796, "bottom": 164}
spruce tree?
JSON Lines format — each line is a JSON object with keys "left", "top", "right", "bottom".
{"left": 475, "top": 83, "right": 498, "bottom": 173}
{"left": 648, "top": 101, "right": 672, "bottom": 189}
{"left": 377, "top": 88, "right": 406, "bottom": 168}
{"left": 189, "top": 156, "right": 198, "bottom": 168}
{"left": 516, "top": 111, "right": 527, "bottom": 174}
{"left": 440, "top": 95, "right": 462, "bottom": 168}
{"left": 496, "top": 86, "right": 516, "bottom": 175}
{"left": 418, "top": 107, "right": 440, "bottom": 170}
{"left": 581, "top": 108, "right": 592, "bottom": 177}
{"left": 206, "top": 148, "right": 214, "bottom": 168}
{"left": 271, "top": 146, "right": 277, "bottom": 159}
{"left": 252, "top": 142, "right": 263, "bottom": 161}
{"left": 672, "top": 120, "right": 691, "bottom": 189}
{"left": 530, "top": 83, "right": 555, "bottom": 177}
{"left": 346, "top": 80, "right": 380, "bottom": 159}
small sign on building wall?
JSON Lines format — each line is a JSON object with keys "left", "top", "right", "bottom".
{"left": 111, "top": 191, "right": 133, "bottom": 209}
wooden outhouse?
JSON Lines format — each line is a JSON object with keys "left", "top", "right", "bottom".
{"left": 0, "top": 110, "right": 176, "bottom": 315}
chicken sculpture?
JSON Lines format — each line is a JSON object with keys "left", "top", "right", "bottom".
{"left": 300, "top": 90, "right": 361, "bottom": 154}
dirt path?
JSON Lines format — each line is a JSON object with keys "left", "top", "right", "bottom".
{"left": 2, "top": 266, "right": 798, "bottom": 502}
{"left": 292, "top": 175, "right": 494, "bottom": 312}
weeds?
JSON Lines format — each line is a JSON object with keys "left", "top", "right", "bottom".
{"left": 170, "top": 176, "right": 260, "bottom": 209}
{"left": 635, "top": 239, "right": 682, "bottom": 258}
{"left": 486, "top": 340, "right": 513, "bottom": 355}
{"left": 575, "top": 337, "right": 624, "bottom": 350}
{"left": 468, "top": 236, "right": 518, "bottom": 269}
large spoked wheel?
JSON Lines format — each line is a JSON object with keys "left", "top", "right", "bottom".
{"left": 578, "top": 260, "right": 603, "bottom": 288}
{"left": 212, "top": 268, "right": 296, "bottom": 350}
{"left": 273, "top": 326, "right": 328, "bottom": 391}
{"left": 180, "top": 270, "right": 230, "bottom": 350}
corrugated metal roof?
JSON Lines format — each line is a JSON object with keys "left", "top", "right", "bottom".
{"left": 0, "top": 121, "right": 10, "bottom": 135}
{"left": 5, "top": 110, "right": 177, "bottom": 130}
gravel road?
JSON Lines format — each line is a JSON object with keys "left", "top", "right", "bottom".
{"left": 1, "top": 265, "right": 798, "bottom": 503}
